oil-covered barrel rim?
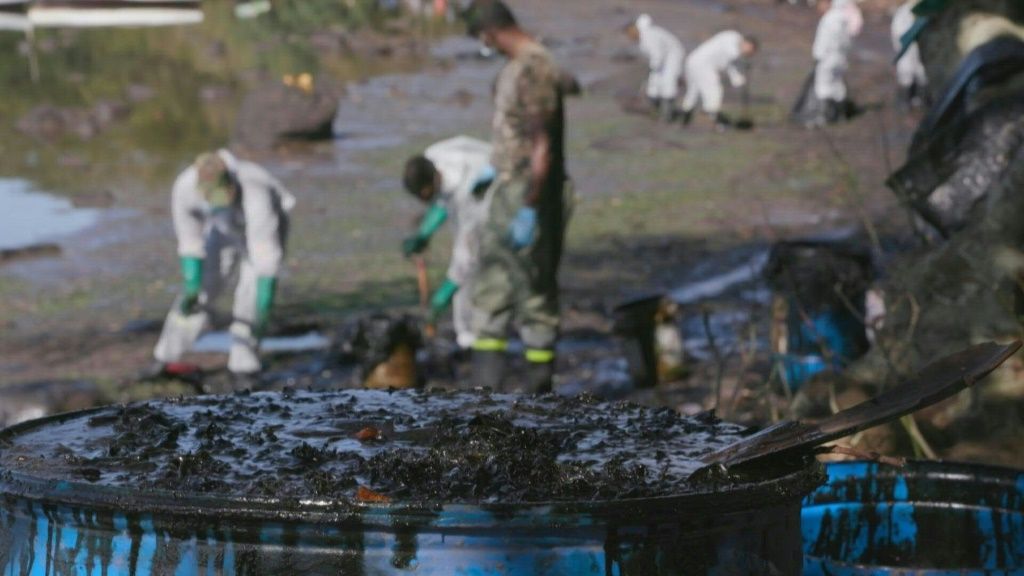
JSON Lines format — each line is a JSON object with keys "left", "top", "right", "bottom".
{"left": 0, "top": 406, "right": 825, "bottom": 526}
{"left": 802, "top": 459, "right": 1024, "bottom": 574}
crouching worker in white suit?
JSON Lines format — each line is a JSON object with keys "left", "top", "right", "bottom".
{"left": 813, "top": 0, "right": 862, "bottom": 123}
{"left": 681, "top": 30, "right": 759, "bottom": 129}
{"left": 624, "top": 14, "right": 686, "bottom": 122}
{"left": 151, "top": 150, "right": 296, "bottom": 379}
{"left": 401, "top": 136, "right": 495, "bottom": 349}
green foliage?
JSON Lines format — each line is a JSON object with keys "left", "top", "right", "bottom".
{"left": 0, "top": 0, "right": 411, "bottom": 196}
{"left": 260, "top": 0, "right": 393, "bottom": 32}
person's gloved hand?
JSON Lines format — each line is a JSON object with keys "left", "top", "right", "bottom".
{"left": 429, "top": 279, "right": 460, "bottom": 322}
{"left": 471, "top": 165, "right": 497, "bottom": 196}
{"left": 179, "top": 256, "right": 203, "bottom": 315}
{"left": 402, "top": 203, "right": 448, "bottom": 257}
{"left": 254, "top": 277, "right": 277, "bottom": 339}
{"left": 402, "top": 235, "right": 429, "bottom": 257}
{"left": 508, "top": 206, "right": 538, "bottom": 250}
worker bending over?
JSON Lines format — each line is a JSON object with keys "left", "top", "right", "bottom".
{"left": 151, "top": 150, "right": 295, "bottom": 379}
{"left": 681, "top": 30, "right": 759, "bottom": 129}
{"left": 624, "top": 14, "right": 686, "bottom": 122}
{"left": 813, "top": 0, "right": 862, "bottom": 124}
{"left": 402, "top": 135, "right": 496, "bottom": 349}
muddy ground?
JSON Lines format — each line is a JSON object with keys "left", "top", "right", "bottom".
{"left": 1, "top": 0, "right": 1021, "bottom": 467}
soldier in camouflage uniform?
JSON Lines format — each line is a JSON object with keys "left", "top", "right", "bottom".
{"left": 464, "top": 0, "right": 572, "bottom": 393}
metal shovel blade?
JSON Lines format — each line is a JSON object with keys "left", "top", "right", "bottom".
{"left": 700, "top": 341, "right": 1021, "bottom": 470}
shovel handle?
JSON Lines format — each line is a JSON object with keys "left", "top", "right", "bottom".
{"left": 413, "top": 255, "right": 436, "bottom": 338}
{"left": 414, "top": 255, "right": 430, "bottom": 309}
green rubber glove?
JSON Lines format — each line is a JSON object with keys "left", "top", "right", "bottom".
{"left": 179, "top": 256, "right": 203, "bottom": 315}
{"left": 402, "top": 203, "right": 448, "bottom": 257}
{"left": 429, "top": 278, "right": 459, "bottom": 321}
{"left": 254, "top": 276, "right": 277, "bottom": 338}
{"left": 402, "top": 235, "right": 429, "bottom": 257}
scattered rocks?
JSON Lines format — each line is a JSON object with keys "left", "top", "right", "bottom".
{"left": 16, "top": 100, "right": 131, "bottom": 142}
{"left": 232, "top": 79, "right": 341, "bottom": 150}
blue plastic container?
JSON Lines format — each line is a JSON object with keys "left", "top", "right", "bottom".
{"left": 802, "top": 460, "right": 1024, "bottom": 575}
{"left": 778, "top": 307, "right": 869, "bottom": 390}
{"left": 0, "top": 407, "right": 824, "bottom": 575}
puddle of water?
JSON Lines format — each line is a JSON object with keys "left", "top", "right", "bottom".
{"left": 192, "top": 331, "right": 331, "bottom": 354}
{"left": 0, "top": 179, "right": 101, "bottom": 250}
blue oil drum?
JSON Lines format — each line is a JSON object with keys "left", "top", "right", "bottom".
{"left": 802, "top": 460, "right": 1024, "bottom": 575}
{"left": 0, "top": 402, "right": 824, "bottom": 575}
{"left": 777, "top": 307, "right": 869, "bottom": 389}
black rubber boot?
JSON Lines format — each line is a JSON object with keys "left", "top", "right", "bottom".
{"left": 523, "top": 361, "right": 555, "bottom": 394}
{"left": 659, "top": 99, "right": 678, "bottom": 123}
{"left": 648, "top": 97, "right": 662, "bottom": 117}
{"left": 472, "top": 350, "right": 506, "bottom": 390}
{"left": 713, "top": 112, "right": 733, "bottom": 131}
{"left": 824, "top": 99, "right": 842, "bottom": 124}
{"left": 897, "top": 86, "right": 914, "bottom": 111}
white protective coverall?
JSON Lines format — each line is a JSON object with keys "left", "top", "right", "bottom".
{"left": 813, "top": 0, "right": 861, "bottom": 102}
{"left": 425, "top": 135, "right": 493, "bottom": 349}
{"left": 636, "top": 14, "right": 686, "bottom": 101}
{"left": 153, "top": 149, "right": 296, "bottom": 374}
{"left": 682, "top": 30, "right": 747, "bottom": 114}
{"left": 892, "top": 1, "right": 927, "bottom": 90}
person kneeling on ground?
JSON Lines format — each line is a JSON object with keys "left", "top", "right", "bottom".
{"left": 680, "top": 30, "right": 759, "bottom": 129}
{"left": 401, "top": 135, "right": 496, "bottom": 349}
{"left": 149, "top": 150, "right": 295, "bottom": 382}
{"left": 624, "top": 14, "right": 686, "bottom": 123}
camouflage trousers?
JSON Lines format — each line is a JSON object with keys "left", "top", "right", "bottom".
{"left": 472, "top": 174, "right": 573, "bottom": 355}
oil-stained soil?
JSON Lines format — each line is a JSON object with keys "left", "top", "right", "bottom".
{"left": 0, "top": 389, "right": 749, "bottom": 504}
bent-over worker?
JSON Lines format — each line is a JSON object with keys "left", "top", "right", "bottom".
{"left": 681, "top": 30, "right": 759, "bottom": 128}
{"left": 151, "top": 150, "right": 295, "bottom": 378}
{"left": 401, "top": 135, "right": 496, "bottom": 349}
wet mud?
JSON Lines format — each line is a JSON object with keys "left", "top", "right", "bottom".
{"left": 0, "top": 389, "right": 751, "bottom": 504}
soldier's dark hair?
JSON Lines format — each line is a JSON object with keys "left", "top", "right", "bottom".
{"left": 464, "top": 0, "right": 518, "bottom": 37}
{"left": 403, "top": 155, "right": 438, "bottom": 197}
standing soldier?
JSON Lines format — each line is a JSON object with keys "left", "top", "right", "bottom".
{"left": 624, "top": 14, "right": 687, "bottom": 122}
{"left": 150, "top": 150, "right": 295, "bottom": 381}
{"left": 680, "top": 30, "right": 759, "bottom": 129}
{"left": 464, "top": 0, "right": 572, "bottom": 393}
{"left": 401, "top": 135, "right": 496, "bottom": 349}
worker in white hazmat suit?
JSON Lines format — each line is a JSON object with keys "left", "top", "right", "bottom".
{"left": 624, "top": 14, "right": 686, "bottom": 122}
{"left": 151, "top": 150, "right": 295, "bottom": 377}
{"left": 680, "top": 30, "right": 759, "bottom": 128}
{"left": 892, "top": 0, "right": 928, "bottom": 108}
{"left": 401, "top": 136, "right": 495, "bottom": 349}
{"left": 812, "top": 0, "right": 862, "bottom": 123}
